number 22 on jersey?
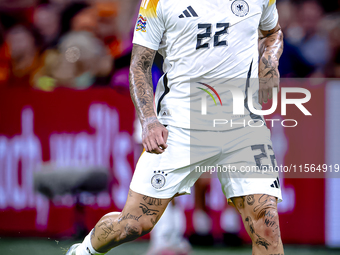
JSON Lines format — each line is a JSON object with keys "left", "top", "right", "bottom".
{"left": 196, "top": 23, "right": 230, "bottom": 50}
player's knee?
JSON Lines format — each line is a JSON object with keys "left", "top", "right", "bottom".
{"left": 252, "top": 208, "right": 281, "bottom": 249}
{"left": 140, "top": 219, "right": 155, "bottom": 235}
{"left": 119, "top": 220, "right": 154, "bottom": 242}
{"left": 119, "top": 221, "right": 143, "bottom": 242}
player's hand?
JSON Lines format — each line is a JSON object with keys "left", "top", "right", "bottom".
{"left": 142, "top": 117, "right": 168, "bottom": 154}
{"left": 258, "top": 54, "right": 280, "bottom": 105}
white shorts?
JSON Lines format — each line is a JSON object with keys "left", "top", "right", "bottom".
{"left": 130, "top": 125, "right": 282, "bottom": 202}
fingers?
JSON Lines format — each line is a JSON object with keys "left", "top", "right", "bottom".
{"left": 259, "top": 79, "right": 280, "bottom": 104}
{"left": 143, "top": 138, "right": 164, "bottom": 154}
{"left": 274, "top": 77, "right": 280, "bottom": 93}
{"left": 259, "top": 88, "right": 269, "bottom": 105}
{"left": 143, "top": 126, "right": 168, "bottom": 154}
{"left": 153, "top": 127, "right": 169, "bottom": 153}
{"left": 150, "top": 138, "right": 165, "bottom": 154}
{"left": 262, "top": 88, "right": 268, "bottom": 104}
{"left": 156, "top": 133, "right": 168, "bottom": 150}
{"left": 143, "top": 139, "right": 152, "bottom": 153}
{"left": 162, "top": 128, "right": 169, "bottom": 144}
{"left": 258, "top": 63, "right": 280, "bottom": 104}
{"left": 259, "top": 86, "right": 280, "bottom": 105}
{"left": 268, "top": 86, "right": 273, "bottom": 100}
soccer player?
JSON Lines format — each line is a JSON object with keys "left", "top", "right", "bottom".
{"left": 67, "top": 0, "right": 284, "bottom": 254}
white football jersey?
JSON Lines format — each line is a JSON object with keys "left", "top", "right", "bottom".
{"left": 133, "top": 0, "right": 279, "bottom": 130}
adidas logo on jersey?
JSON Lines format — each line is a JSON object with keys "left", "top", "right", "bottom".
{"left": 160, "top": 109, "right": 171, "bottom": 117}
{"left": 270, "top": 177, "right": 280, "bottom": 189}
{"left": 179, "top": 6, "right": 198, "bottom": 18}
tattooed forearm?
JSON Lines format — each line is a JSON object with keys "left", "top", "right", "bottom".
{"left": 258, "top": 24, "right": 283, "bottom": 90}
{"left": 259, "top": 24, "right": 284, "bottom": 61}
{"left": 129, "top": 44, "right": 157, "bottom": 127}
{"left": 141, "top": 116, "right": 165, "bottom": 142}
{"left": 261, "top": 55, "right": 279, "bottom": 78}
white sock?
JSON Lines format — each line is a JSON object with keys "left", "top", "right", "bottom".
{"left": 171, "top": 204, "right": 187, "bottom": 244}
{"left": 149, "top": 202, "right": 176, "bottom": 249}
{"left": 193, "top": 209, "right": 212, "bottom": 235}
{"left": 150, "top": 203, "right": 189, "bottom": 250}
{"left": 76, "top": 229, "right": 105, "bottom": 255}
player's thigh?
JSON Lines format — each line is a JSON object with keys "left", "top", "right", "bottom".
{"left": 217, "top": 144, "right": 282, "bottom": 203}
{"left": 121, "top": 189, "right": 173, "bottom": 230}
{"left": 130, "top": 125, "right": 220, "bottom": 199}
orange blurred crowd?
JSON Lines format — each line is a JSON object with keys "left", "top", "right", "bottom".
{"left": 0, "top": 0, "right": 139, "bottom": 90}
{"left": 0, "top": 0, "right": 339, "bottom": 91}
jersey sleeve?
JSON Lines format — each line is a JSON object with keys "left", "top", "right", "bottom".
{"left": 132, "top": 0, "right": 165, "bottom": 50}
{"left": 259, "top": 0, "right": 278, "bottom": 31}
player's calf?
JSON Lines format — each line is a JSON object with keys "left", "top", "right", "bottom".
{"left": 232, "top": 194, "right": 284, "bottom": 255}
{"left": 91, "top": 211, "right": 155, "bottom": 252}
{"left": 72, "top": 190, "right": 171, "bottom": 255}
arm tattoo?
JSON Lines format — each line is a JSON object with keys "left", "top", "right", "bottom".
{"left": 258, "top": 28, "right": 283, "bottom": 89}
{"left": 129, "top": 44, "right": 157, "bottom": 127}
{"left": 262, "top": 55, "right": 279, "bottom": 78}
{"left": 259, "top": 25, "right": 284, "bottom": 67}
{"left": 141, "top": 116, "right": 165, "bottom": 140}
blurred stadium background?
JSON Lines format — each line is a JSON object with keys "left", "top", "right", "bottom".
{"left": 0, "top": 0, "right": 340, "bottom": 254}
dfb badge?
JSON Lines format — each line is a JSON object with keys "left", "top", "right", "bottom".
{"left": 231, "top": 0, "right": 249, "bottom": 17}
{"left": 151, "top": 173, "right": 166, "bottom": 189}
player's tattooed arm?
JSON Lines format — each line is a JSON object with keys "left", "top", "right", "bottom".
{"left": 129, "top": 44, "right": 156, "bottom": 124}
{"left": 258, "top": 22, "right": 283, "bottom": 104}
{"left": 129, "top": 44, "right": 168, "bottom": 154}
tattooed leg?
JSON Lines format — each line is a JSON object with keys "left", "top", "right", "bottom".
{"left": 232, "top": 194, "right": 284, "bottom": 255}
{"left": 90, "top": 189, "right": 172, "bottom": 253}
